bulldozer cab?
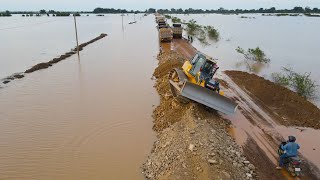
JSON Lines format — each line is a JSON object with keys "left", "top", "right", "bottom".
{"left": 189, "top": 52, "right": 218, "bottom": 81}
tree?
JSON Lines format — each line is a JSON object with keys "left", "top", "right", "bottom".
{"left": 148, "top": 8, "right": 156, "bottom": 13}
{"left": 39, "top": 9, "right": 46, "bottom": 14}
{"left": 293, "top": 7, "right": 304, "bottom": 13}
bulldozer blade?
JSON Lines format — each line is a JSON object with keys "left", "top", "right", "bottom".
{"left": 179, "top": 81, "right": 238, "bottom": 114}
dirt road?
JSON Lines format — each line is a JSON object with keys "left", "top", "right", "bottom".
{"left": 144, "top": 38, "right": 320, "bottom": 179}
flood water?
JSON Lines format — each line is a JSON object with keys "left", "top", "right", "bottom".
{"left": 0, "top": 14, "right": 159, "bottom": 179}
{"left": 174, "top": 14, "right": 320, "bottom": 105}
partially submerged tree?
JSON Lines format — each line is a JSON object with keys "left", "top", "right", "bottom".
{"left": 272, "top": 67, "right": 318, "bottom": 99}
{"left": 235, "top": 46, "right": 270, "bottom": 73}
{"left": 204, "top": 26, "right": 219, "bottom": 41}
{"left": 236, "top": 47, "right": 270, "bottom": 63}
{"left": 185, "top": 19, "right": 202, "bottom": 36}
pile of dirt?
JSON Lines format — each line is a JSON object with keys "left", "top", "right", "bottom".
{"left": 225, "top": 70, "right": 320, "bottom": 129}
{"left": 152, "top": 51, "right": 187, "bottom": 132}
{"left": 143, "top": 50, "right": 257, "bottom": 179}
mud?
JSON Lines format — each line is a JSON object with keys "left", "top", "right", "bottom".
{"left": 144, "top": 48, "right": 258, "bottom": 179}
{"left": 225, "top": 71, "right": 320, "bottom": 129}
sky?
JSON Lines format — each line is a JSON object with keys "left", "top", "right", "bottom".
{"left": 1, "top": 0, "right": 320, "bottom": 11}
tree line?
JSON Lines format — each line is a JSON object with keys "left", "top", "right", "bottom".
{"left": 156, "top": 7, "right": 320, "bottom": 14}
{"left": 2, "top": 7, "right": 320, "bottom": 16}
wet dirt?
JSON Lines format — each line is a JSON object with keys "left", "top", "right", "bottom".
{"left": 220, "top": 71, "right": 320, "bottom": 178}
{"left": 225, "top": 70, "right": 320, "bottom": 129}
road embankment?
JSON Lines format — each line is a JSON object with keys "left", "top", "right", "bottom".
{"left": 142, "top": 48, "right": 258, "bottom": 179}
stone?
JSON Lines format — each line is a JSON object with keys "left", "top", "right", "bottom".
{"left": 208, "top": 159, "right": 218, "bottom": 164}
{"left": 246, "top": 173, "right": 252, "bottom": 178}
{"left": 222, "top": 171, "right": 231, "bottom": 178}
{"left": 189, "top": 144, "right": 195, "bottom": 152}
{"left": 243, "top": 160, "right": 250, "bottom": 164}
{"left": 182, "top": 163, "right": 186, "bottom": 168}
{"left": 248, "top": 164, "right": 255, "bottom": 170}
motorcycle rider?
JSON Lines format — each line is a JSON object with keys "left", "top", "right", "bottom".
{"left": 276, "top": 136, "right": 300, "bottom": 169}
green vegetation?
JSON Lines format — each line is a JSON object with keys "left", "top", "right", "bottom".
{"left": 185, "top": 20, "right": 220, "bottom": 44}
{"left": 304, "top": 13, "right": 320, "bottom": 17}
{"left": 156, "top": 7, "right": 320, "bottom": 14}
{"left": 235, "top": 47, "right": 270, "bottom": 73}
{"left": 55, "top": 12, "right": 71, "bottom": 16}
{"left": 272, "top": 67, "right": 318, "bottom": 99}
{"left": 276, "top": 13, "right": 289, "bottom": 16}
{"left": 185, "top": 19, "right": 202, "bottom": 36}
{"left": 0, "top": 11, "right": 12, "bottom": 17}
{"left": 236, "top": 47, "right": 270, "bottom": 63}
{"left": 204, "top": 26, "right": 219, "bottom": 40}
{"left": 171, "top": 17, "right": 182, "bottom": 23}
{"left": 164, "top": 15, "right": 172, "bottom": 19}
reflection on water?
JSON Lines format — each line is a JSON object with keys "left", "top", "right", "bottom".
{"left": 0, "top": 14, "right": 158, "bottom": 179}
{"left": 235, "top": 60, "right": 269, "bottom": 74}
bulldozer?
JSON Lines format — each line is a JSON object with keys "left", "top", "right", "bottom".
{"left": 169, "top": 51, "right": 238, "bottom": 114}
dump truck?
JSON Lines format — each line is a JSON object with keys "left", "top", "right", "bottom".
{"left": 159, "top": 24, "right": 173, "bottom": 42}
{"left": 155, "top": 16, "right": 165, "bottom": 23}
{"left": 169, "top": 51, "right": 238, "bottom": 114}
{"left": 172, "top": 23, "right": 183, "bottom": 38}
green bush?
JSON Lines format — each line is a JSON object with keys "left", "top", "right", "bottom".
{"left": 172, "top": 17, "right": 182, "bottom": 23}
{"left": 185, "top": 19, "right": 202, "bottom": 36}
{"left": 272, "top": 67, "right": 318, "bottom": 99}
{"left": 164, "top": 15, "right": 171, "bottom": 19}
{"left": 204, "top": 26, "right": 219, "bottom": 40}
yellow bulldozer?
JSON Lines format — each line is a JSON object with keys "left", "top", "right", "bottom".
{"left": 169, "top": 51, "right": 238, "bottom": 114}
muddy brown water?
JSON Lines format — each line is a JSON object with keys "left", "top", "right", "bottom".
{"left": 0, "top": 14, "right": 159, "bottom": 179}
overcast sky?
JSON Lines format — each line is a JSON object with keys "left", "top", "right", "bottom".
{"left": 1, "top": 0, "right": 320, "bottom": 11}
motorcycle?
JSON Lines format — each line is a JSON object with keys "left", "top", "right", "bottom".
{"left": 278, "top": 142, "right": 302, "bottom": 177}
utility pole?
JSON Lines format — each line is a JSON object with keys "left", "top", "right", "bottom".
{"left": 74, "top": 14, "right": 80, "bottom": 61}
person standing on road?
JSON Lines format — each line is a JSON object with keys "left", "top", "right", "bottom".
{"left": 276, "top": 136, "right": 300, "bottom": 169}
